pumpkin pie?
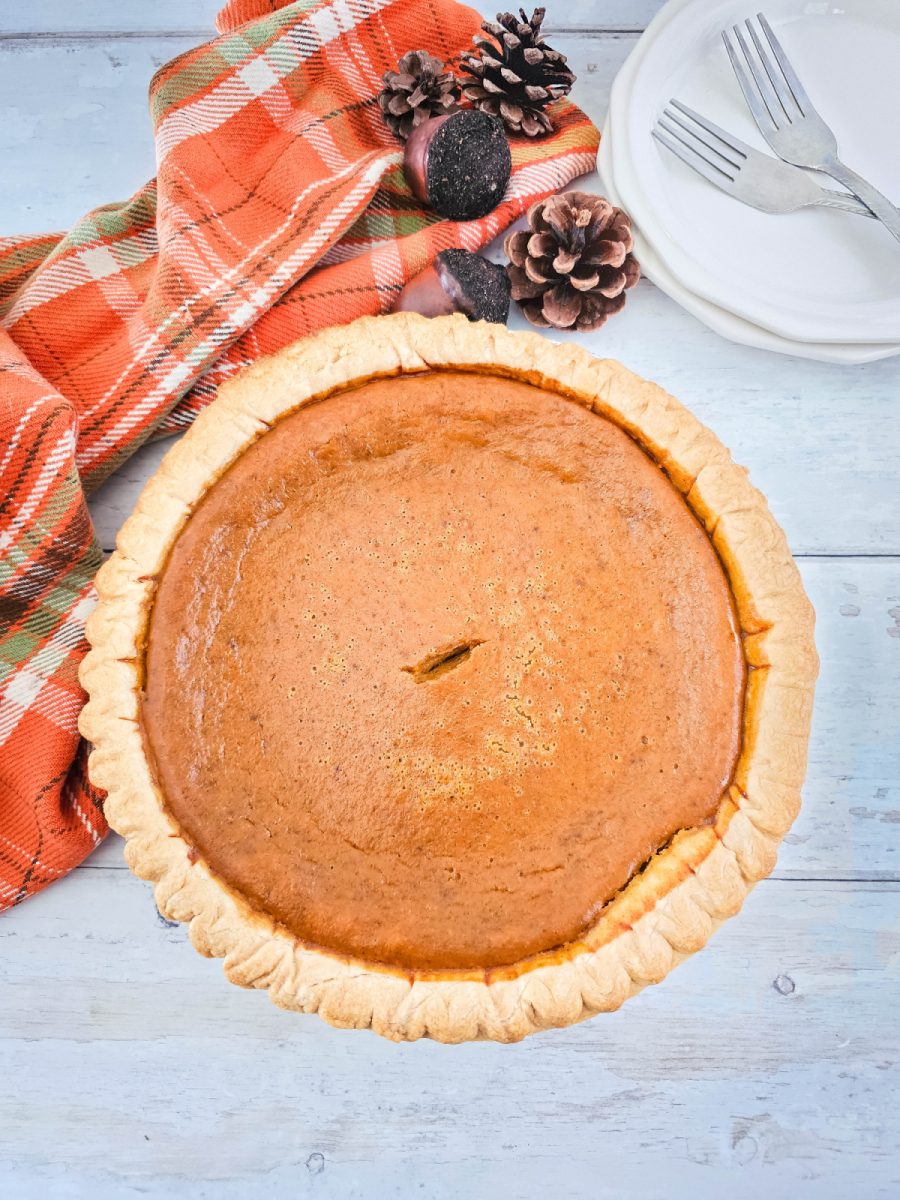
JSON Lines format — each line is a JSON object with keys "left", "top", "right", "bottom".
{"left": 80, "top": 313, "right": 817, "bottom": 1041}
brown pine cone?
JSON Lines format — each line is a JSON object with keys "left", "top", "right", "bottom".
{"left": 459, "top": 8, "right": 575, "bottom": 138}
{"left": 378, "top": 50, "right": 461, "bottom": 141}
{"left": 504, "top": 192, "right": 640, "bottom": 331}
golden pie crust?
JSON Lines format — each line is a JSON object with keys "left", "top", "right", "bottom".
{"left": 80, "top": 313, "right": 818, "bottom": 1042}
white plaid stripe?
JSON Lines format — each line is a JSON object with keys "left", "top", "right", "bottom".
{"left": 114, "top": 226, "right": 159, "bottom": 268}
{"left": 0, "top": 833, "right": 67, "bottom": 879}
{"left": 294, "top": 111, "right": 360, "bottom": 175}
{"left": 369, "top": 238, "right": 404, "bottom": 309}
{"left": 156, "top": 73, "right": 282, "bottom": 162}
{"left": 0, "top": 234, "right": 44, "bottom": 253}
{"left": 0, "top": 397, "right": 45, "bottom": 487}
{"left": 77, "top": 152, "right": 374, "bottom": 427}
{"left": 24, "top": 676, "right": 83, "bottom": 732}
{"left": 2, "top": 258, "right": 93, "bottom": 324}
{"left": 69, "top": 790, "right": 102, "bottom": 848}
{"left": 77, "top": 152, "right": 395, "bottom": 469}
{"left": 257, "top": 78, "right": 293, "bottom": 125}
{"left": 0, "top": 585, "right": 94, "bottom": 694}
{"left": 28, "top": 593, "right": 96, "bottom": 679}
{"left": 318, "top": 238, "right": 371, "bottom": 267}
{"left": 504, "top": 150, "right": 600, "bottom": 209}
{"left": 2, "top": 228, "right": 158, "bottom": 327}
{"left": 155, "top": 0, "right": 395, "bottom": 162}
{"left": 158, "top": 206, "right": 226, "bottom": 290}
{"left": 0, "top": 668, "right": 45, "bottom": 745}
{"left": 238, "top": 56, "right": 280, "bottom": 97}
{"left": 326, "top": 23, "right": 382, "bottom": 100}
{"left": 80, "top": 246, "right": 119, "bottom": 281}
{"left": 95, "top": 267, "right": 142, "bottom": 322}
{"left": 0, "top": 425, "right": 75, "bottom": 556}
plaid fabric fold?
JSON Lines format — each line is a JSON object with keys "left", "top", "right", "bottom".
{"left": 0, "top": 0, "right": 599, "bottom": 910}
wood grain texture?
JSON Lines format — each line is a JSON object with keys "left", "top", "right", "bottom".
{"left": 3, "top": 0, "right": 899, "bottom": 1195}
{"left": 0, "top": 34, "right": 197, "bottom": 234}
{"left": 2, "top": 868, "right": 898, "bottom": 1199}
{"left": 1, "top": 0, "right": 664, "bottom": 35}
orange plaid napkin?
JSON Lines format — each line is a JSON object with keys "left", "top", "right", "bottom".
{"left": 0, "top": 0, "right": 599, "bottom": 910}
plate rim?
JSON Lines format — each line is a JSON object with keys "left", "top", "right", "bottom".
{"left": 599, "top": 124, "right": 900, "bottom": 363}
{"left": 607, "top": 0, "right": 900, "bottom": 344}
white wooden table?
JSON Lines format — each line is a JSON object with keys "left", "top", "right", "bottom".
{"left": 3, "top": 4, "right": 899, "bottom": 1197}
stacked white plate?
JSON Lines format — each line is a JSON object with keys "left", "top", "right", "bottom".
{"left": 600, "top": 0, "right": 900, "bottom": 363}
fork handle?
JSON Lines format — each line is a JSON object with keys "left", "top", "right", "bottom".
{"left": 815, "top": 191, "right": 875, "bottom": 218}
{"left": 823, "top": 159, "right": 900, "bottom": 243}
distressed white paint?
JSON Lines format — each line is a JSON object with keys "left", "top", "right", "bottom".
{"left": 0, "top": 1, "right": 663, "bottom": 36}
{"left": 2, "top": 2, "right": 899, "bottom": 1197}
{"left": 2, "top": 870, "right": 898, "bottom": 1199}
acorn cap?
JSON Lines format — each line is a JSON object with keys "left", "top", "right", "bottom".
{"left": 403, "top": 110, "right": 511, "bottom": 221}
{"left": 394, "top": 249, "right": 511, "bottom": 324}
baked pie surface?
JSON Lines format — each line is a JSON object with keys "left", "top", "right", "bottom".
{"left": 81, "top": 313, "right": 817, "bottom": 1040}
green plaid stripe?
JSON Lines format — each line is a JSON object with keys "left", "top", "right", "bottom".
{"left": 152, "top": 0, "right": 324, "bottom": 123}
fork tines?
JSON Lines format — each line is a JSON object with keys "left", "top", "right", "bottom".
{"left": 722, "top": 12, "right": 812, "bottom": 131}
{"left": 652, "top": 100, "right": 749, "bottom": 186}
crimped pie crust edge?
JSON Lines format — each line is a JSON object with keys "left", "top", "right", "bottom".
{"left": 79, "top": 312, "right": 818, "bottom": 1043}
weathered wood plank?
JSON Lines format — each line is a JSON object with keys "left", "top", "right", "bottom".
{"left": 1, "top": 0, "right": 664, "bottom": 36}
{"left": 792, "top": 558, "right": 900, "bottom": 879}
{"left": 74, "top": 557, "right": 900, "bottom": 881}
{"left": 0, "top": 0, "right": 220, "bottom": 36}
{"left": 1, "top": 869, "right": 897, "bottom": 1198}
{"left": 0, "top": 34, "right": 195, "bottom": 235}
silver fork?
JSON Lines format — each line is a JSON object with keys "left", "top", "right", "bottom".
{"left": 723, "top": 12, "right": 900, "bottom": 243}
{"left": 652, "top": 100, "right": 872, "bottom": 217}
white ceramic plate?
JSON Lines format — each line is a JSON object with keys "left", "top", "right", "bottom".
{"left": 599, "top": 128, "right": 900, "bottom": 363}
{"left": 608, "top": 0, "right": 900, "bottom": 344}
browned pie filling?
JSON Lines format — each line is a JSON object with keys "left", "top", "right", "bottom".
{"left": 142, "top": 371, "right": 745, "bottom": 972}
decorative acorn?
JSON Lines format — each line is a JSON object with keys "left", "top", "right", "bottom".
{"left": 404, "top": 110, "right": 511, "bottom": 220}
{"left": 394, "top": 249, "right": 511, "bottom": 323}
{"left": 459, "top": 7, "right": 576, "bottom": 137}
{"left": 378, "top": 49, "right": 461, "bottom": 141}
{"left": 504, "top": 192, "right": 640, "bottom": 331}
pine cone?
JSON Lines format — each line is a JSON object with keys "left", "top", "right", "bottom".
{"left": 459, "top": 8, "right": 575, "bottom": 138}
{"left": 505, "top": 192, "right": 640, "bottom": 331}
{"left": 378, "top": 50, "right": 461, "bottom": 141}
